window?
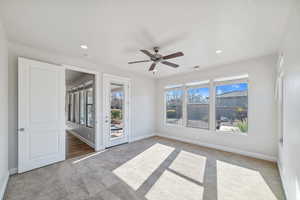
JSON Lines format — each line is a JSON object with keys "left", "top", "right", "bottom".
{"left": 86, "top": 87, "right": 94, "bottom": 127}
{"left": 67, "top": 81, "right": 94, "bottom": 128}
{"left": 187, "top": 86, "right": 210, "bottom": 129}
{"left": 79, "top": 91, "right": 86, "bottom": 125}
{"left": 164, "top": 75, "right": 248, "bottom": 134}
{"left": 215, "top": 82, "right": 248, "bottom": 133}
{"left": 71, "top": 93, "right": 75, "bottom": 122}
{"left": 74, "top": 92, "right": 80, "bottom": 123}
{"left": 68, "top": 93, "right": 72, "bottom": 121}
{"left": 165, "top": 88, "right": 183, "bottom": 125}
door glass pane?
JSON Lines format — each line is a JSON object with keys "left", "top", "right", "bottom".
{"left": 187, "top": 87, "right": 210, "bottom": 129}
{"left": 110, "top": 83, "right": 124, "bottom": 139}
{"left": 216, "top": 82, "right": 248, "bottom": 133}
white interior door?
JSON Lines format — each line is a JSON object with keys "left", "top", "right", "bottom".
{"left": 18, "top": 57, "right": 65, "bottom": 173}
{"left": 103, "top": 74, "right": 131, "bottom": 148}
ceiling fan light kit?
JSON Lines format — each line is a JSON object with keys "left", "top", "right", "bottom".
{"left": 128, "top": 47, "right": 184, "bottom": 72}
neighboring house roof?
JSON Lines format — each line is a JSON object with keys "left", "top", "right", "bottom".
{"left": 217, "top": 90, "right": 247, "bottom": 98}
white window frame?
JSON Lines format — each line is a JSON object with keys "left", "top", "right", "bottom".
{"left": 67, "top": 81, "right": 94, "bottom": 128}
{"left": 164, "top": 86, "right": 184, "bottom": 127}
{"left": 214, "top": 78, "right": 249, "bottom": 134}
{"left": 164, "top": 76, "right": 249, "bottom": 135}
{"left": 185, "top": 82, "right": 210, "bottom": 130}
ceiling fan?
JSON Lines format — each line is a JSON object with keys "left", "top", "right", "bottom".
{"left": 128, "top": 47, "right": 184, "bottom": 71}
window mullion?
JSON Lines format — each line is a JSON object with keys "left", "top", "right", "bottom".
{"left": 79, "top": 92, "right": 81, "bottom": 124}
{"left": 85, "top": 90, "right": 88, "bottom": 126}
{"left": 210, "top": 80, "right": 215, "bottom": 131}
{"left": 182, "top": 86, "right": 187, "bottom": 127}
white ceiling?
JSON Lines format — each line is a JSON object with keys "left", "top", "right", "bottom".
{"left": 0, "top": 0, "right": 293, "bottom": 78}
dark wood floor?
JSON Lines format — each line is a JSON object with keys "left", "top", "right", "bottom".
{"left": 66, "top": 131, "right": 94, "bottom": 159}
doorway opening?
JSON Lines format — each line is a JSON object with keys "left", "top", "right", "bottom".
{"left": 65, "top": 69, "right": 95, "bottom": 159}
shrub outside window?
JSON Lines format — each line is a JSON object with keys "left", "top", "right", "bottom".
{"left": 164, "top": 76, "right": 248, "bottom": 134}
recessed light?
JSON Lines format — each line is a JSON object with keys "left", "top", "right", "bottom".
{"left": 216, "top": 50, "right": 222, "bottom": 54}
{"left": 80, "top": 44, "right": 88, "bottom": 50}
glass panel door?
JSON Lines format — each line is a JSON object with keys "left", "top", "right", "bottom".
{"left": 103, "top": 74, "right": 130, "bottom": 148}
{"left": 110, "top": 83, "right": 125, "bottom": 139}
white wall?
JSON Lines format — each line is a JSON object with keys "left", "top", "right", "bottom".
{"left": 278, "top": 0, "right": 300, "bottom": 199}
{"left": 8, "top": 42, "right": 156, "bottom": 171}
{"left": 156, "top": 55, "right": 278, "bottom": 161}
{"left": 0, "top": 20, "right": 9, "bottom": 199}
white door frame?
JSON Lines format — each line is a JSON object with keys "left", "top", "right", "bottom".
{"left": 63, "top": 65, "right": 102, "bottom": 151}
{"left": 103, "top": 73, "right": 131, "bottom": 148}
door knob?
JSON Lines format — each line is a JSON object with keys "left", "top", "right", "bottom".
{"left": 18, "top": 128, "right": 25, "bottom": 132}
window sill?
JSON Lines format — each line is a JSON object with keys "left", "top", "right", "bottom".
{"left": 186, "top": 126, "right": 210, "bottom": 131}
{"left": 215, "top": 130, "right": 248, "bottom": 136}
{"left": 164, "top": 123, "right": 210, "bottom": 131}
{"left": 164, "top": 123, "right": 247, "bottom": 136}
{"left": 66, "top": 121, "right": 94, "bottom": 129}
{"left": 165, "top": 123, "right": 184, "bottom": 128}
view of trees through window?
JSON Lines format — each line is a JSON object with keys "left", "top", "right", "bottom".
{"left": 110, "top": 83, "right": 124, "bottom": 138}
{"left": 165, "top": 78, "right": 248, "bottom": 133}
{"left": 166, "top": 89, "right": 183, "bottom": 125}
{"left": 216, "top": 83, "right": 248, "bottom": 133}
{"left": 187, "top": 87, "right": 210, "bottom": 129}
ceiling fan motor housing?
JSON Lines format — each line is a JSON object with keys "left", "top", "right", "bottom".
{"left": 128, "top": 47, "right": 183, "bottom": 71}
{"left": 153, "top": 46, "right": 159, "bottom": 53}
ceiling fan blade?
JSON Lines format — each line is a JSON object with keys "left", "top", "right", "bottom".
{"left": 149, "top": 63, "right": 156, "bottom": 71}
{"left": 161, "top": 61, "right": 179, "bottom": 68}
{"left": 140, "top": 49, "right": 155, "bottom": 58}
{"left": 128, "top": 60, "right": 151, "bottom": 64}
{"left": 163, "top": 52, "right": 184, "bottom": 60}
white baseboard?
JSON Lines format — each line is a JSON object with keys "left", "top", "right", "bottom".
{"left": 9, "top": 168, "right": 17, "bottom": 176}
{"left": 157, "top": 133, "right": 277, "bottom": 162}
{"left": 131, "top": 133, "right": 155, "bottom": 143}
{"left": 68, "top": 130, "right": 95, "bottom": 148}
{"left": 278, "top": 163, "right": 289, "bottom": 200}
{"left": 95, "top": 145, "right": 105, "bottom": 151}
{"left": 0, "top": 171, "right": 9, "bottom": 200}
